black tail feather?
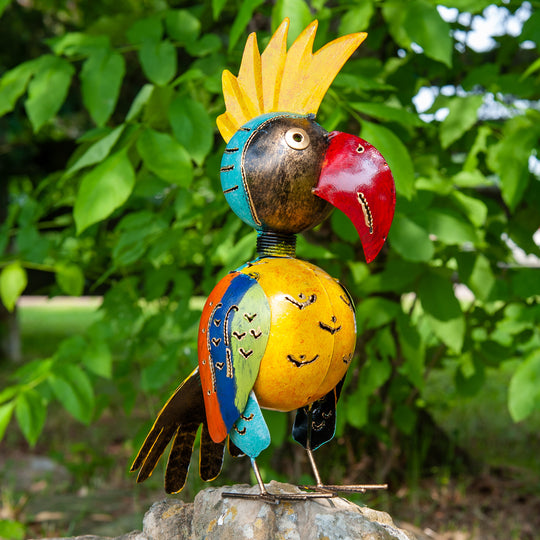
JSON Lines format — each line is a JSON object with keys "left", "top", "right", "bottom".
{"left": 131, "top": 368, "right": 227, "bottom": 492}
{"left": 165, "top": 423, "right": 199, "bottom": 494}
{"left": 200, "top": 424, "right": 226, "bottom": 482}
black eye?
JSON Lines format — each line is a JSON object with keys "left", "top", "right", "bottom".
{"left": 285, "top": 128, "right": 310, "bottom": 150}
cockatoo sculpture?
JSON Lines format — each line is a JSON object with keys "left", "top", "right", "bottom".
{"left": 131, "top": 18, "right": 396, "bottom": 502}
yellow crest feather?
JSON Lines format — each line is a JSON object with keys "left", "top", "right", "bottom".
{"left": 217, "top": 18, "right": 367, "bottom": 142}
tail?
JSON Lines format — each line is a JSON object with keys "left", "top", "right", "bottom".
{"left": 130, "top": 368, "right": 226, "bottom": 494}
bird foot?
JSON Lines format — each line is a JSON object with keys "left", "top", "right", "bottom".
{"left": 298, "top": 483, "right": 388, "bottom": 494}
{"left": 222, "top": 489, "right": 336, "bottom": 504}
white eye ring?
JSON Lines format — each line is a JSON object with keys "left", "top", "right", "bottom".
{"left": 285, "top": 128, "right": 310, "bottom": 150}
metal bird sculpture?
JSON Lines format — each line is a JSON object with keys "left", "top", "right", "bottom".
{"left": 131, "top": 18, "right": 396, "bottom": 502}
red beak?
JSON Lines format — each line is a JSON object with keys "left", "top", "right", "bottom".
{"left": 313, "top": 132, "right": 396, "bottom": 263}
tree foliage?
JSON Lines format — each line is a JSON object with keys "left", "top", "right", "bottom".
{"left": 0, "top": 0, "right": 539, "bottom": 480}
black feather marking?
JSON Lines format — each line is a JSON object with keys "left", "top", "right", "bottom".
{"left": 199, "top": 424, "right": 225, "bottom": 482}
{"left": 165, "top": 423, "right": 199, "bottom": 494}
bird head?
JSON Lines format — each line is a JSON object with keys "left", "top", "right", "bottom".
{"left": 217, "top": 19, "right": 396, "bottom": 263}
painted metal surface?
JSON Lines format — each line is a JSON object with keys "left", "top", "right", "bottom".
{"left": 314, "top": 132, "right": 396, "bottom": 263}
{"left": 132, "top": 17, "right": 396, "bottom": 496}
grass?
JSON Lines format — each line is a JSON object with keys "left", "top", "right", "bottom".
{"left": 18, "top": 297, "right": 102, "bottom": 359}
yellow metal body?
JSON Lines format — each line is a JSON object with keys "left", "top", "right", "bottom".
{"left": 239, "top": 257, "right": 356, "bottom": 411}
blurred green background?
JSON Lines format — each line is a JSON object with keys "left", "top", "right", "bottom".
{"left": 1, "top": 1, "right": 539, "bottom": 538}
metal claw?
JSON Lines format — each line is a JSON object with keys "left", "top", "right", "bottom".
{"left": 221, "top": 457, "right": 338, "bottom": 503}
{"left": 298, "top": 483, "right": 388, "bottom": 494}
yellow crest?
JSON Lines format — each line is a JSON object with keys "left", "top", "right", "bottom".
{"left": 217, "top": 18, "right": 367, "bottom": 142}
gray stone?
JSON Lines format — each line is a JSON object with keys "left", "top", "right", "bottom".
{"left": 30, "top": 482, "right": 415, "bottom": 540}
{"left": 148, "top": 482, "right": 415, "bottom": 540}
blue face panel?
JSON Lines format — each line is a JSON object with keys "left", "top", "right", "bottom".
{"left": 219, "top": 112, "right": 309, "bottom": 231}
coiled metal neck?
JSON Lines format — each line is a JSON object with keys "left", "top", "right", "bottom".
{"left": 256, "top": 230, "right": 297, "bottom": 258}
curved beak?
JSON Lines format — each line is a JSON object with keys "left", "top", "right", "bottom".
{"left": 313, "top": 132, "right": 396, "bottom": 263}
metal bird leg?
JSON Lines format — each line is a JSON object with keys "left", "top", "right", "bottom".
{"left": 299, "top": 408, "right": 388, "bottom": 495}
{"left": 222, "top": 458, "right": 336, "bottom": 503}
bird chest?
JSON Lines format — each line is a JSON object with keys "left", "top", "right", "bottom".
{"left": 199, "top": 256, "right": 356, "bottom": 414}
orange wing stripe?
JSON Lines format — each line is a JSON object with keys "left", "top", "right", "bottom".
{"left": 198, "top": 272, "right": 238, "bottom": 443}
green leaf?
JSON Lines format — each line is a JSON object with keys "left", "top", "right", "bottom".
{"left": 65, "top": 124, "right": 126, "bottom": 177}
{"left": 440, "top": 95, "right": 483, "bottom": 149}
{"left": 272, "top": 0, "right": 313, "bottom": 46}
{"left": 74, "top": 148, "right": 135, "bottom": 234}
{"left": 165, "top": 9, "right": 200, "bottom": 44}
{"left": 356, "top": 297, "right": 400, "bottom": 332}
{"left": 521, "top": 9, "right": 540, "bottom": 45}
{"left": 418, "top": 270, "right": 462, "bottom": 322}
{"left": 55, "top": 263, "right": 84, "bottom": 296}
{"left": 393, "top": 404, "right": 416, "bottom": 435}
{"left": 345, "top": 389, "right": 368, "bottom": 428}
{"left": 0, "top": 520, "right": 25, "bottom": 540}
{"left": 522, "top": 57, "right": 540, "bottom": 80}
{"left": 47, "top": 32, "right": 109, "bottom": 57}
{"left": 464, "top": 125, "right": 490, "bottom": 172}
{"left": 185, "top": 33, "right": 222, "bottom": 57}
{"left": 397, "top": 313, "right": 425, "bottom": 389}
{"left": 418, "top": 270, "right": 465, "bottom": 352}
{"left": 425, "top": 314, "right": 465, "bottom": 354}
{"left": 263, "top": 410, "right": 287, "bottom": 447}
{"left": 0, "top": 0, "right": 12, "bottom": 18}
{"left": 229, "top": 0, "right": 265, "bottom": 51}
{"left": 331, "top": 210, "right": 357, "bottom": 243}
{"left": 15, "top": 389, "right": 46, "bottom": 446}
{"left": 455, "top": 354, "right": 485, "bottom": 397}
{"left": 139, "top": 40, "right": 177, "bottom": 86}
{"left": 49, "top": 365, "right": 94, "bottom": 424}
{"left": 0, "top": 262, "right": 27, "bottom": 311}
{"left": 339, "top": 3, "right": 375, "bottom": 34}
{"left": 382, "top": 1, "right": 411, "bottom": 49}
{"left": 137, "top": 128, "right": 193, "bottom": 186}
{"left": 81, "top": 49, "right": 125, "bottom": 126}
{"left": 511, "top": 268, "right": 540, "bottom": 299}
{"left": 361, "top": 121, "right": 415, "bottom": 199}
{"left": 361, "top": 259, "right": 422, "bottom": 294}
{"left": 126, "top": 84, "right": 154, "bottom": 122}
{"left": 388, "top": 213, "right": 434, "bottom": 262}
{"left": 426, "top": 208, "right": 478, "bottom": 245}
{"left": 169, "top": 95, "right": 213, "bottom": 166}
{"left": 127, "top": 16, "right": 163, "bottom": 44}
{"left": 438, "top": 0, "right": 491, "bottom": 12}
{"left": 468, "top": 254, "right": 495, "bottom": 301}
{"left": 452, "top": 169, "right": 491, "bottom": 188}
{"left": 487, "top": 115, "right": 539, "bottom": 212}
{"left": 141, "top": 353, "right": 179, "bottom": 392}
{"left": 0, "top": 385, "right": 19, "bottom": 405}
{"left": 83, "top": 338, "right": 112, "bottom": 379}
{"left": 361, "top": 356, "right": 392, "bottom": 393}
{"left": 24, "top": 55, "right": 74, "bottom": 132}
{"left": 450, "top": 191, "right": 487, "bottom": 228}
{"left": 508, "top": 350, "right": 540, "bottom": 422}
{"left": 212, "top": 0, "right": 228, "bottom": 19}
{"left": 403, "top": 0, "right": 453, "bottom": 67}
{"left": 0, "top": 401, "right": 15, "bottom": 442}
{"left": 351, "top": 101, "right": 423, "bottom": 128}
{"left": 112, "top": 211, "right": 168, "bottom": 266}
{"left": 0, "top": 60, "right": 36, "bottom": 116}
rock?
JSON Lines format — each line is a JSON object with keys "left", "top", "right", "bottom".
{"left": 30, "top": 482, "right": 415, "bottom": 540}
{"left": 185, "top": 482, "right": 414, "bottom": 540}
